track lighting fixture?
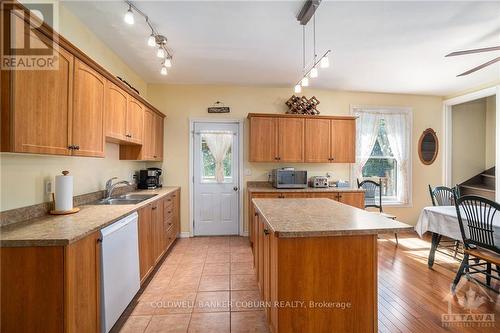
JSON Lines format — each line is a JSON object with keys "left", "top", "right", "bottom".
{"left": 124, "top": 5, "right": 134, "bottom": 24}
{"left": 123, "top": 1, "right": 173, "bottom": 77}
{"left": 292, "top": 7, "right": 331, "bottom": 92}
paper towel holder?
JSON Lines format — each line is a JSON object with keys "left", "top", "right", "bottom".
{"left": 50, "top": 170, "right": 80, "bottom": 215}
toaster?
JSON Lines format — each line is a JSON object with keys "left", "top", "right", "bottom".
{"left": 310, "top": 176, "right": 329, "bottom": 188}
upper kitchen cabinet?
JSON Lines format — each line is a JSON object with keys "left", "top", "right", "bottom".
{"left": 304, "top": 118, "right": 331, "bottom": 163}
{"left": 248, "top": 114, "right": 356, "bottom": 163}
{"left": 126, "top": 98, "right": 145, "bottom": 145}
{"left": 2, "top": 3, "right": 164, "bottom": 159}
{"left": 249, "top": 116, "right": 278, "bottom": 162}
{"left": 105, "top": 81, "right": 128, "bottom": 142}
{"left": 72, "top": 59, "right": 106, "bottom": 157}
{"left": 1, "top": 35, "right": 74, "bottom": 156}
{"left": 330, "top": 119, "right": 356, "bottom": 163}
{"left": 120, "top": 108, "right": 164, "bottom": 161}
{"left": 278, "top": 117, "right": 304, "bottom": 162}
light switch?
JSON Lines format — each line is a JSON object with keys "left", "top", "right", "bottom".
{"left": 244, "top": 169, "right": 252, "bottom": 176}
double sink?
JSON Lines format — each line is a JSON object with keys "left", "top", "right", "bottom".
{"left": 92, "top": 193, "right": 158, "bottom": 205}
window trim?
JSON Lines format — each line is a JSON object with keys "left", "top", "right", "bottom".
{"left": 350, "top": 105, "right": 413, "bottom": 208}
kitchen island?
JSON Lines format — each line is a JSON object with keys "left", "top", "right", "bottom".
{"left": 251, "top": 198, "right": 412, "bottom": 333}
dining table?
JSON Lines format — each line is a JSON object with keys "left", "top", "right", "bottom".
{"left": 415, "top": 205, "right": 500, "bottom": 268}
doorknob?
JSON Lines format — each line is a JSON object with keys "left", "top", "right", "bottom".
{"left": 233, "top": 186, "right": 239, "bottom": 191}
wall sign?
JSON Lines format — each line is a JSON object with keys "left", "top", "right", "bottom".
{"left": 208, "top": 101, "right": 230, "bottom": 113}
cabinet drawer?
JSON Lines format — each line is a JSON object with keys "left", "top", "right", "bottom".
{"left": 166, "top": 224, "right": 177, "bottom": 249}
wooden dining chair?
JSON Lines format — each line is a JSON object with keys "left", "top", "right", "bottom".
{"left": 428, "top": 185, "right": 462, "bottom": 259}
{"left": 357, "top": 178, "right": 398, "bottom": 245}
{"left": 452, "top": 195, "right": 500, "bottom": 292}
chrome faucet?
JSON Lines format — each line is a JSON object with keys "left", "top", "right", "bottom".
{"left": 105, "top": 177, "right": 132, "bottom": 199}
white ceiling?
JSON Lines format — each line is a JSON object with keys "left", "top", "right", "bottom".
{"left": 62, "top": 0, "right": 500, "bottom": 96}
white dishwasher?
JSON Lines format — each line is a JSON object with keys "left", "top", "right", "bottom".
{"left": 100, "top": 212, "right": 140, "bottom": 333}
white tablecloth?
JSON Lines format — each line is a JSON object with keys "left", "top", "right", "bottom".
{"left": 415, "top": 206, "right": 500, "bottom": 245}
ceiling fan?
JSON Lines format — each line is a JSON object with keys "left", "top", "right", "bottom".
{"left": 446, "top": 46, "right": 500, "bottom": 77}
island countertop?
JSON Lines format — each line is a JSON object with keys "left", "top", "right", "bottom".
{"left": 0, "top": 187, "right": 180, "bottom": 247}
{"left": 252, "top": 198, "right": 413, "bottom": 238}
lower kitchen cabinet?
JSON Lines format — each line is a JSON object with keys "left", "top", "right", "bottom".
{"left": 248, "top": 190, "right": 365, "bottom": 245}
{"left": 137, "top": 189, "right": 181, "bottom": 283}
{"left": 0, "top": 231, "right": 101, "bottom": 333}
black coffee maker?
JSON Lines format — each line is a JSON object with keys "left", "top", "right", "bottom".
{"left": 137, "top": 167, "right": 162, "bottom": 189}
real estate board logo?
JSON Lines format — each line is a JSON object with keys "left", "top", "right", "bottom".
{"left": 442, "top": 279, "right": 495, "bottom": 328}
{"left": 1, "top": 0, "right": 59, "bottom": 70}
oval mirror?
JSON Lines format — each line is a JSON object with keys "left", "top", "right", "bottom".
{"left": 418, "top": 128, "right": 438, "bottom": 165}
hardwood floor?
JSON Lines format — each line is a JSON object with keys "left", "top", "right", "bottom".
{"left": 114, "top": 234, "right": 500, "bottom": 332}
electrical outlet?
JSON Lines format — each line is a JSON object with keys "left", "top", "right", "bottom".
{"left": 244, "top": 169, "right": 252, "bottom": 176}
{"left": 45, "top": 180, "right": 52, "bottom": 194}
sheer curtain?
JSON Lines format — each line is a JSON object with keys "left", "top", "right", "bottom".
{"left": 203, "top": 133, "right": 233, "bottom": 183}
{"left": 352, "top": 110, "right": 381, "bottom": 182}
{"left": 384, "top": 113, "right": 410, "bottom": 204}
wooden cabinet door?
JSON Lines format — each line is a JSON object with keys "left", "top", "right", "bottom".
{"left": 257, "top": 215, "right": 264, "bottom": 291}
{"left": 142, "top": 109, "right": 155, "bottom": 160}
{"left": 249, "top": 117, "right": 278, "bottom": 162}
{"left": 151, "top": 200, "right": 163, "bottom": 262}
{"left": 153, "top": 113, "right": 164, "bottom": 161}
{"left": 330, "top": 119, "right": 355, "bottom": 163}
{"left": 173, "top": 190, "right": 180, "bottom": 235}
{"left": 65, "top": 231, "right": 101, "bottom": 333}
{"left": 138, "top": 204, "right": 153, "bottom": 282}
{"left": 126, "top": 98, "right": 144, "bottom": 145}
{"left": 304, "top": 118, "right": 331, "bottom": 163}
{"left": 72, "top": 60, "right": 105, "bottom": 157}
{"left": 104, "top": 81, "right": 127, "bottom": 141}
{"left": 12, "top": 42, "right": 73, "bottom": 155}
{"left": 278, "top": 117, "right": 304, "bottom": 162}
{"left": 337, "top": 192, "right": 365, "bottom": 209}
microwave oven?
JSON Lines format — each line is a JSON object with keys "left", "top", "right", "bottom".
{"left": 271, "top": 169, "right": 308, "bottom": 189}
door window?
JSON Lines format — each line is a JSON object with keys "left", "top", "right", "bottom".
{"left": 200, "top": 132, "right": 233, "bottom": 183}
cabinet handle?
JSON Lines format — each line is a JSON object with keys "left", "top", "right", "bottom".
{"left": 167, "top": 210, "right": 172, "bottom": 214}
{"left": 154, "top": 155, "right": 157, "bottom": 158}
{"left": 152, "top": 206, "right": 157, "bottom": 210}
{"left": 263, "top": 229, "right": 270, "bottom": 235}
{"left": 254, "top": 212, "right": 258, "bottom": 217}
{"left": 68, "top": 145, "right": 74, "bottom": 150}
{"left": 74, "top": 145, "right": 80, "bottom": 150}
{"left": 97, "top": 237, "right": 103, "bottom": 243}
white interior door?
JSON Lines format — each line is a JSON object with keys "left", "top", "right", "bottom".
{"left": 193, "top": 122, "right": 239, "bottom": 235}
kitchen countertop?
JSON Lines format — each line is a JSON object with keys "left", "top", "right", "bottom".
{"left": 247, "top": 181, "right": 364, "bottom": 193}
{"left": 0, "top": 187, "right": 180, "bottom": 247}
{"left": 252, "top": 198, "right": 412, "bottom": 238}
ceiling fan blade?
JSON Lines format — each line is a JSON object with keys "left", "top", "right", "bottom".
{"left": 457, "top": 57, "right": 500, "bottom": 77}
{"left": 446, "top": 46, "right": 500, "bottom": 57}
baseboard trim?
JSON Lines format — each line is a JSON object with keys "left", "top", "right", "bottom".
{"left": 240, "top": 231, "right": 248, "bottom": 237}
{"left": 179, "top": 232, "right": 191, "bottom": 238}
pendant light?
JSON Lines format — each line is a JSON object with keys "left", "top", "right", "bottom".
{"left": 157, "top": 47, "right": 165, "bottom": 58}
{"left": 320, "top": 56, "right": 330, "bottom": 68}
{"left": 310, "top": 67, "right": 318, "bottom": 78}
{"left": 147, "top": 33, "right": 156, "bottom": 47}
{"left": 294, "top": 84, "right": 302, "bottom": 93}
{"left": 163, "top": 57, "right": 172, "bottom": 68}
{"left": 124, "top": 5, "right": 134, "bottom": 24}
{"left": 301, "top": 77, "right": 309, "bottom": 87}
{"left": 160, "top": 66, "right": 168, "bottom": 76}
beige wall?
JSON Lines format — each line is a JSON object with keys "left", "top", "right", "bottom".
{"left": 0, "top": 2, "right": 148, "bottom": 211}
{"left": 485, "top": 96, "right": 496, "bottom": 169}
{"left": 451, "top": 97, "right": 495, "bottom": 184}
{"left": 146, "top": 84, "right": 444, "bottom": 233}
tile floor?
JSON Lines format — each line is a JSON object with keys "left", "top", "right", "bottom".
{"left": 115, "top": 236, "right": 269, "bottom": 333}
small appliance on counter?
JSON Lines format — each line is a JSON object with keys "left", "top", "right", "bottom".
{"left": 309, "top": 176, "right": 329, "bottom": 188}
{"left": 137, "top": 167, "right": 162, "bottom": 189}
{"left": 271, "top": 168, "right": 308, "bottom": 189}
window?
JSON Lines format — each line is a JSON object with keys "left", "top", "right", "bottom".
{"left": 200, "top": 133, "right": 233, "bottom": 183}
{"left": 352, "top": 107, "right": 412, "bottom": 205}
{"left": 362, "top": 119, "right": 397, "bottom": 199}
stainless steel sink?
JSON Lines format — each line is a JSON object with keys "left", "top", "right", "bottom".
{"left": 91, "top": 193, "right": 158, "bottom": 205}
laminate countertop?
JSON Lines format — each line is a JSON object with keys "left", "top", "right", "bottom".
{"left": 0, "top": 187, "right": 180, "bottom": 247}
{"left": 252, "top": 198, "right": 412, "bottom": 238}
{"left": 247, "top": 181, "right": 364, "bottom": 193}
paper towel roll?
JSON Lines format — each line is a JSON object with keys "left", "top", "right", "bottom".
{"left": 55, "top": 171, "right": 73, "bottom": 211}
